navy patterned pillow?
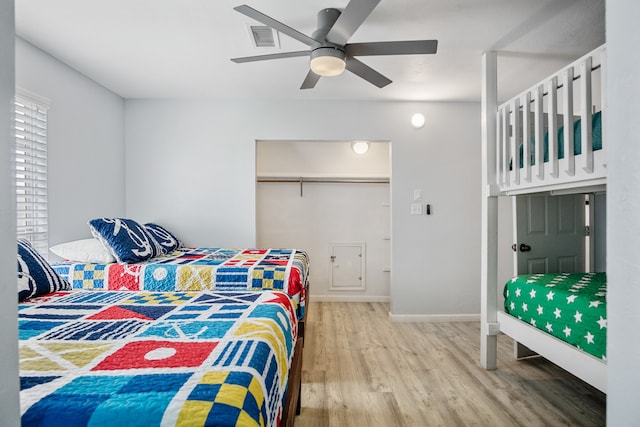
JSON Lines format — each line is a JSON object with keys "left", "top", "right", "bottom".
{"left": 144, "top": 223, "right": 181, "bottom": 254}
{"left": 88, "top": 218, "right": 161, "bottom": 263}
{"left": 17, "top": 239, "right": 70, "bottom": 301}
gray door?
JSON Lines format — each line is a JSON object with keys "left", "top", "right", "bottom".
{"left": 514, "top": 194, "right": 586, "bottom": 274}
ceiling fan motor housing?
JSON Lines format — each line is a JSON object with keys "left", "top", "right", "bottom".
{"left": 312, "top": 8, "right": 342, "bottom": 43}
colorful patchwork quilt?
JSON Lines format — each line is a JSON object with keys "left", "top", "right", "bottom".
{"left": 19, "top": 290, "right": 297, "bottom": 427}
{"left": 503, "top": 272, "right": 607, "bottom": 360}
{"left": 53, "top": 248, "right": 309, "bottom": 317}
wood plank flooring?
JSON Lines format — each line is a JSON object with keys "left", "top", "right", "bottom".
{"left": 295, "top": 302, "right": 605, "bottom": 427}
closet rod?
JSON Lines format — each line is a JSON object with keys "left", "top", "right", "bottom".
{"left": 257, "top": 177, "right": 389, "bottom": 184}
{"left": 257, "top": 176, "right": 390, "bottom": 197}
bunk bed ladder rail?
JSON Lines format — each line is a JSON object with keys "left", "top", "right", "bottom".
{"left": 580, "top": 56, "right": 594, "bottom": 174}
{"left": 563, "top": 66, "right": 575, "bottom": 176}
{"left": 521, "top": 92, "right": 532, "bottom": 183}
{"left": 534, "top": 84, "right": 545, "bottom": 180}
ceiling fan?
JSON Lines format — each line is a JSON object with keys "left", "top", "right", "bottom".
{"left": 230, "top": 0, "right": 438, "bottom": 89}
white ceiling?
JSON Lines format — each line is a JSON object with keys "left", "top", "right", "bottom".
{"left": 15, "top": 0, "right": 605, "bottom": 102}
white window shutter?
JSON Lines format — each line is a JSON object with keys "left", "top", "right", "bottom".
{"left": 14, "top": 92, "right": 49, "bottom": 256}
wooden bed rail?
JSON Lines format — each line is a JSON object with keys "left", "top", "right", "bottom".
{"left": 496, "top": 45, "right": 606, "bottom": 195}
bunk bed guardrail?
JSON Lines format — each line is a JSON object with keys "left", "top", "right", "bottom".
{"left": 496, "top": 45, "right": 606, "bottom": 195}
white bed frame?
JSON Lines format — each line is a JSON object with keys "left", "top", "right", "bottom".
{"left": 480, "top": 45, "right": 607, "bottom": 393}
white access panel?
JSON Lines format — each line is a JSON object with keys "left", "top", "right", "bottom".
{"left": 329, "top": 242, "right": 366, "bottom": 291}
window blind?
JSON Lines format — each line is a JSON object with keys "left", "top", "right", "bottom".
{"left": 14, "top": 93, "right": 49, "bottom": 255}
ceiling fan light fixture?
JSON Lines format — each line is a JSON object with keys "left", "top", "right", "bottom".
{"left": 310, "top": 47, "right": 346, "bottom": 77}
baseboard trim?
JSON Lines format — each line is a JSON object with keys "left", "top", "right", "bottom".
{"left": 311, "top": 295, "right": 391, "bottom": 303}
{"left": 388, "top": 313, "right": 480, "bottom": 323}
{"left": 308, "top": 298, "right": 479, "bottom": 322}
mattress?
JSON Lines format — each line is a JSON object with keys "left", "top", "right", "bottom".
{"left": 517, "top": 111, "right": 602, "bottom": 168}
{"left": 503, "top": 272, "right": 607, "bottom": 360}
{"left": 53, "top": 247, "right": 309, "bottom": 317}
{"left": 19, "top": 290, "right": 297, "bottom": 426}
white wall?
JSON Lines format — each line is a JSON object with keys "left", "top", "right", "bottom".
{"left": 257, "top": 181, "right": 390, "bottom": 300}
{"left": 15, "top": 37, "right": 126, "bottom": 246}
{"left": 256, "top": 140, "right": 390, "bottom": 178}
{"left": 0, "top": 0, "right": 19, "bottom": 424}
{"left": 125, "top": 100, "right": 481, "bottom": 317}
{"left": 390, "top": 103, "right": 481, "bottom": 319}
{"left": 606, "top": 0, "right": 640, "bottom": 423}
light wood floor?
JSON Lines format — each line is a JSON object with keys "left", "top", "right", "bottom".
{"left": 295, "top": 302, "right": 605, "bottom": 427}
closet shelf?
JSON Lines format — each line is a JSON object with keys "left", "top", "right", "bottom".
{"left": 257, "top": 176, "right": 390, "bottom": 197}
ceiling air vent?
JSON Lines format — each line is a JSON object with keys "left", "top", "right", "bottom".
{"left": 247, "top": 25, "right": 280, "bottom": 48}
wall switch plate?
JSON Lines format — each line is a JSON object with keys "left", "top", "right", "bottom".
{"left": 413, "top": 189, "right": 423, "bottom": 201}
{"left": 411, "top": 203, "right": 423, "bottom": 215}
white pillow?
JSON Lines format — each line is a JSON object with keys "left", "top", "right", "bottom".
{"left": 49, "top": 238, "right": 116, "bottom": 263}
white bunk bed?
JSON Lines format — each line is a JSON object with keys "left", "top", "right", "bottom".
{"left": 480, "top": 45, "right": 607, "bottom": 393}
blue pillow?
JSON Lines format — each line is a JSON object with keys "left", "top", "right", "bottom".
{"left": 17, "top": 239, "right": 70, "bottom": 301}
{"left": 88, "top": 218, "right": 161, "bottom": 263}
{"left": 144, "top": 223, "right": 181, "bottom": 254}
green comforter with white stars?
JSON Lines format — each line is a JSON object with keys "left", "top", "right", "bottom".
{"left": 503, "top": 272, "right": 607, "bottom": 361}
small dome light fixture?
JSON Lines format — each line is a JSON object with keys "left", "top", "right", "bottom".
{"left": 411, "top": 113, "right": 426, "bottom": 129}
{"left": 351, "top": 141, "right": 370, "bottom": 154}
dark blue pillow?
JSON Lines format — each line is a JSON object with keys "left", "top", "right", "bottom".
{"left": 17, "top": 239, "right": 70, "bottom": 301}
{"left": 144, "top": 223, "right": 181, "bottom": 254}
{"left": 88, "top": 218, "right": 161, "bottom": 263}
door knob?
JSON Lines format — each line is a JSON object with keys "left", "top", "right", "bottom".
{"left": 512, "top": 243, "right": 531, "bottom": 252}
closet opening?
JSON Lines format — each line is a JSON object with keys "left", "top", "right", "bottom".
{"left": 255, "top": 140, "right": 391, "bottom": 302}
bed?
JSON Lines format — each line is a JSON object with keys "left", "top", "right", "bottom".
{"left": 19, "top": 289, "right": 303, "bottom": 427}
{"left": 52, "top": 247, "right": 310, "bottom": 320}
{"left": 503, "top": 273, "right": 607, "bottom": 359}
{"left": 480, "top": 44, "right": 607, "bottom": 393}
{"left": 17, "top": 219, "right": 308, "bottom": 426}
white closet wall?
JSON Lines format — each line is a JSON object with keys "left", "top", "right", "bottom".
{"left": 256, "top": 140, "right": 391, "bottom": 301}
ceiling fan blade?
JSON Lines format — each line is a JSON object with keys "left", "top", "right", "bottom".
{"left": 300, "top": 70, "right": 321, "bottom": 89}
{"left": 231, "top": 50, "right": 310, "bottom": 64}
{"left": 325, "top": 0, "right": 382, "bottom": 46}
{"left": 234, "top": 5, "right": 320, "bottom": 47}
{"left": 345, "top": 57, "right": 391, "bottom": 88}
{"left": 347, "top": 40, "right": 438, "bottom": 56}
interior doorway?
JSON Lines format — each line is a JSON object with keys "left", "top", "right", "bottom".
{"left": 255, "top": 140, "right": 391, "bottom": 301}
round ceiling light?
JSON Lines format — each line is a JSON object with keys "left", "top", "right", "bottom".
{"left": 411, "top": 113, "right": 426, "bottom": 128}
{"left": 352, "top": 141, "right": 369, "bottom": 154}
